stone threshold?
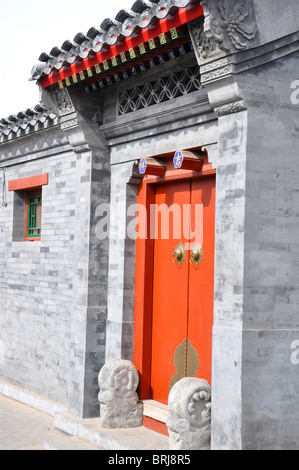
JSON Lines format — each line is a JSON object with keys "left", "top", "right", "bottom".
{"left": 53, "top": 411, "right": 169, "bottom": 450}
{"left": 142, "top": 400, "right": 169, "bottom": 424}
{"left": 142, "top": 400, "right": 169, "bottom": 436}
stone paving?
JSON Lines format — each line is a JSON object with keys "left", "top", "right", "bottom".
{"left": 0, "top": 394, "right": 99, "bottom": 450}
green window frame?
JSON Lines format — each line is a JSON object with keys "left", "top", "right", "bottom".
{"left": 26, "top": 192, "right": 42, "bottom": 240}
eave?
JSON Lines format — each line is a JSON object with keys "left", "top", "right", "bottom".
{"left": 37, "top": 1, "right": 203, "bottom": 89}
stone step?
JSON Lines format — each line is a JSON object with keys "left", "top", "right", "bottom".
{"left": 43, "top": 428, "right": 101, "bottom": 451}
{"left": 54, "top": 412, "right": 169, "bottom": 451}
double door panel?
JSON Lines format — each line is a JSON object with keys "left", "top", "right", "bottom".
{"left": 150, "top": 176, "right": 215, "bottom": 404}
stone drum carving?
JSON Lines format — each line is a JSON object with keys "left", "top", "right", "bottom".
{"left": 167, "top": 377, "right": 211, "bottom": 450}
{"left": 98, "top": 358, "right": 143, "bottom": 428}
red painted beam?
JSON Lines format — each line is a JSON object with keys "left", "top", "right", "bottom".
{"left": 8, "top": 174, "right": 48, "bottom": 191}
{"left": 40, "top": 4, "right": 203, "bottom": 88}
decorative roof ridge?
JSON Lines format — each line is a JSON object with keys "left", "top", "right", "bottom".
{"left": 0, "top": 104, "right": 58, "bottom": 141}
{"left": 30, "top": 0, "right": 200, "bottom": 82}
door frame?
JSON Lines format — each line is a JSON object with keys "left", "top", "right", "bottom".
{"left": 133, "top": 149, "right": 216, "bottom": 400}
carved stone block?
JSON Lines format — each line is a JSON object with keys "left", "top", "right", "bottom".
{"left": 189, "top": 0, "right": 257, "bottom": 63}
{"left": 167, "top": 377, "right": 211, "bottom": 450}
{"left": 98, "top": 358, "right": 143, "bottom": 428}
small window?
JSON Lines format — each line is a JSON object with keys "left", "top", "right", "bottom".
{"left": 8, "top": 173, "right": 48, "bottom": 243}
{"left": 26, "top": 191, "right": 42, "bottom": 241}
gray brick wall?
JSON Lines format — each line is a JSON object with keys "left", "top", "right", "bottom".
{"left": 0, "top": 139, "right": 76, "bottom": 406}
{"left": 0, "top": 117, "right": 110, "bottom": 418}
{"left": 209, "top": 52, "right": 299, "bottom": 450}
{"left": 242, "top": 53, "right": 299, "bottom": 449}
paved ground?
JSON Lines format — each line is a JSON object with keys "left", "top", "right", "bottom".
{"left": 0, "top": 392, "right": 169, "bottom": 451}
{"left": 0, "top": 394, "right": 100, "bottom": 450}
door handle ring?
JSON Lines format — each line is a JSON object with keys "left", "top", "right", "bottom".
{"left": 172, "top": 243, "right": 186, "bottom": 265}
{"left": 190, "top": 243, "right": 203, "bottom": 266}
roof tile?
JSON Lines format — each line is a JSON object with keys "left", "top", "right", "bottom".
{"left": 30, "top": 0, "right": 198, "bottom": 81}
{"left": 0, "top": 105, "right": 57, "bottom": 140}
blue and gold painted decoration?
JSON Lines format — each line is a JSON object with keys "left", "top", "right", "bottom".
{"left": 148, "top": 38, "right": 156, "bottom": 50}
{"left": 139, "top": 43, "right": 146, "bottom": 55}
{"left": 74, "top": 25, "right": 194, "bottom": 93}
{"left": 130, "top": 65, "right": 137, "bottom": 75}
{"left": 56, "top": 23, "right": 194, "bottom": 91}
{"left": 148, "top": 57, "right": 155, "bottom": 68}
{"left": 111, "top": 56, "right": 118, "bottom": 67}
{"left": 159, "top": 33, "right": 166, "bottom": 45}
{"left": 129, "top": 48, "right": 136, "bottom": 59}
{"left": 138, "top": 159, "right": 147, "bottom": 175}
{"left": 120, "top": 52, "right": 127, "bottom": 63}
{"left": 173, "top": 151, "right": 183, "bottom": 169}
{"left": 168, "top": 49, "right": 175, "bottom": 60}
{"left": 178, "top": 44, "right": 185, "bottom": 55}
{"left": 170, "top": 28, "right": 178, "bottom": 40}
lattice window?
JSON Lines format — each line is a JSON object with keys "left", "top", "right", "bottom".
{"left": 118, "top": 66, "right": 201, "bottom": 115}
{"left": 27, "top": 193, "right": 42, "bottom": 239}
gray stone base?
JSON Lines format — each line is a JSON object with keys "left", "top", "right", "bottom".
{"left": 0, "top": 379, "right": 67, "bottom": 417}
{"left": 54, "top": 411, "right": 169, "bottom": 450}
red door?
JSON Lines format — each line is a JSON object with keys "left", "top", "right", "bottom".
{"left": 150, "top": 176, "right": 215, "bottom": 404}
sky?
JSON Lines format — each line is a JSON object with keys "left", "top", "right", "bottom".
{"left": 0, "top": 0, "right": 135, "bottom": 118}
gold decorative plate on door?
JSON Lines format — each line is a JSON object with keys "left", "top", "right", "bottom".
{"left": 169, "top": 338, "right": 199, "bottom": 391}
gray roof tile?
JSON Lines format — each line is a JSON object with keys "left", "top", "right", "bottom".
{"left": 1, "top": 0, "right": 198, "bottom": 140}
{"left": 30, "top": 0, "right": 197, "bottom": 81}
{"left": 0, "top": 105, "right": 57, "bottom": 141}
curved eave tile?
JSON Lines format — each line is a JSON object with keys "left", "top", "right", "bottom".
{"left": 31, "top": 0, "right": 201, "bottom": 83}
{"left": 0, "top": 105, "right": 58, "bottom": 142}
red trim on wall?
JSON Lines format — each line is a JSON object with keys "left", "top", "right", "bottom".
{"left": 40, "top": 4, "right": 203, "bottom": 88}
{"left": 133, "top": 182, "right": 155, "bottom": 399}
{"left": 8, "top": 174, "right": 48, "bottom": 192}
{"left": 143, "top": 416, "right": 169, "bottom": 437}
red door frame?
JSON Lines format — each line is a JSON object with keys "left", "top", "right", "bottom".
{"left": 133, "top": 150, "right": 216, "bottom": 399}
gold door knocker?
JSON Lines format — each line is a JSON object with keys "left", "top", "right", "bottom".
{"left": 190, "top": 243, "right": 203, "bottom": 266}
{"left": 172, "top": 243, "right": 186, "bottom": 265}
